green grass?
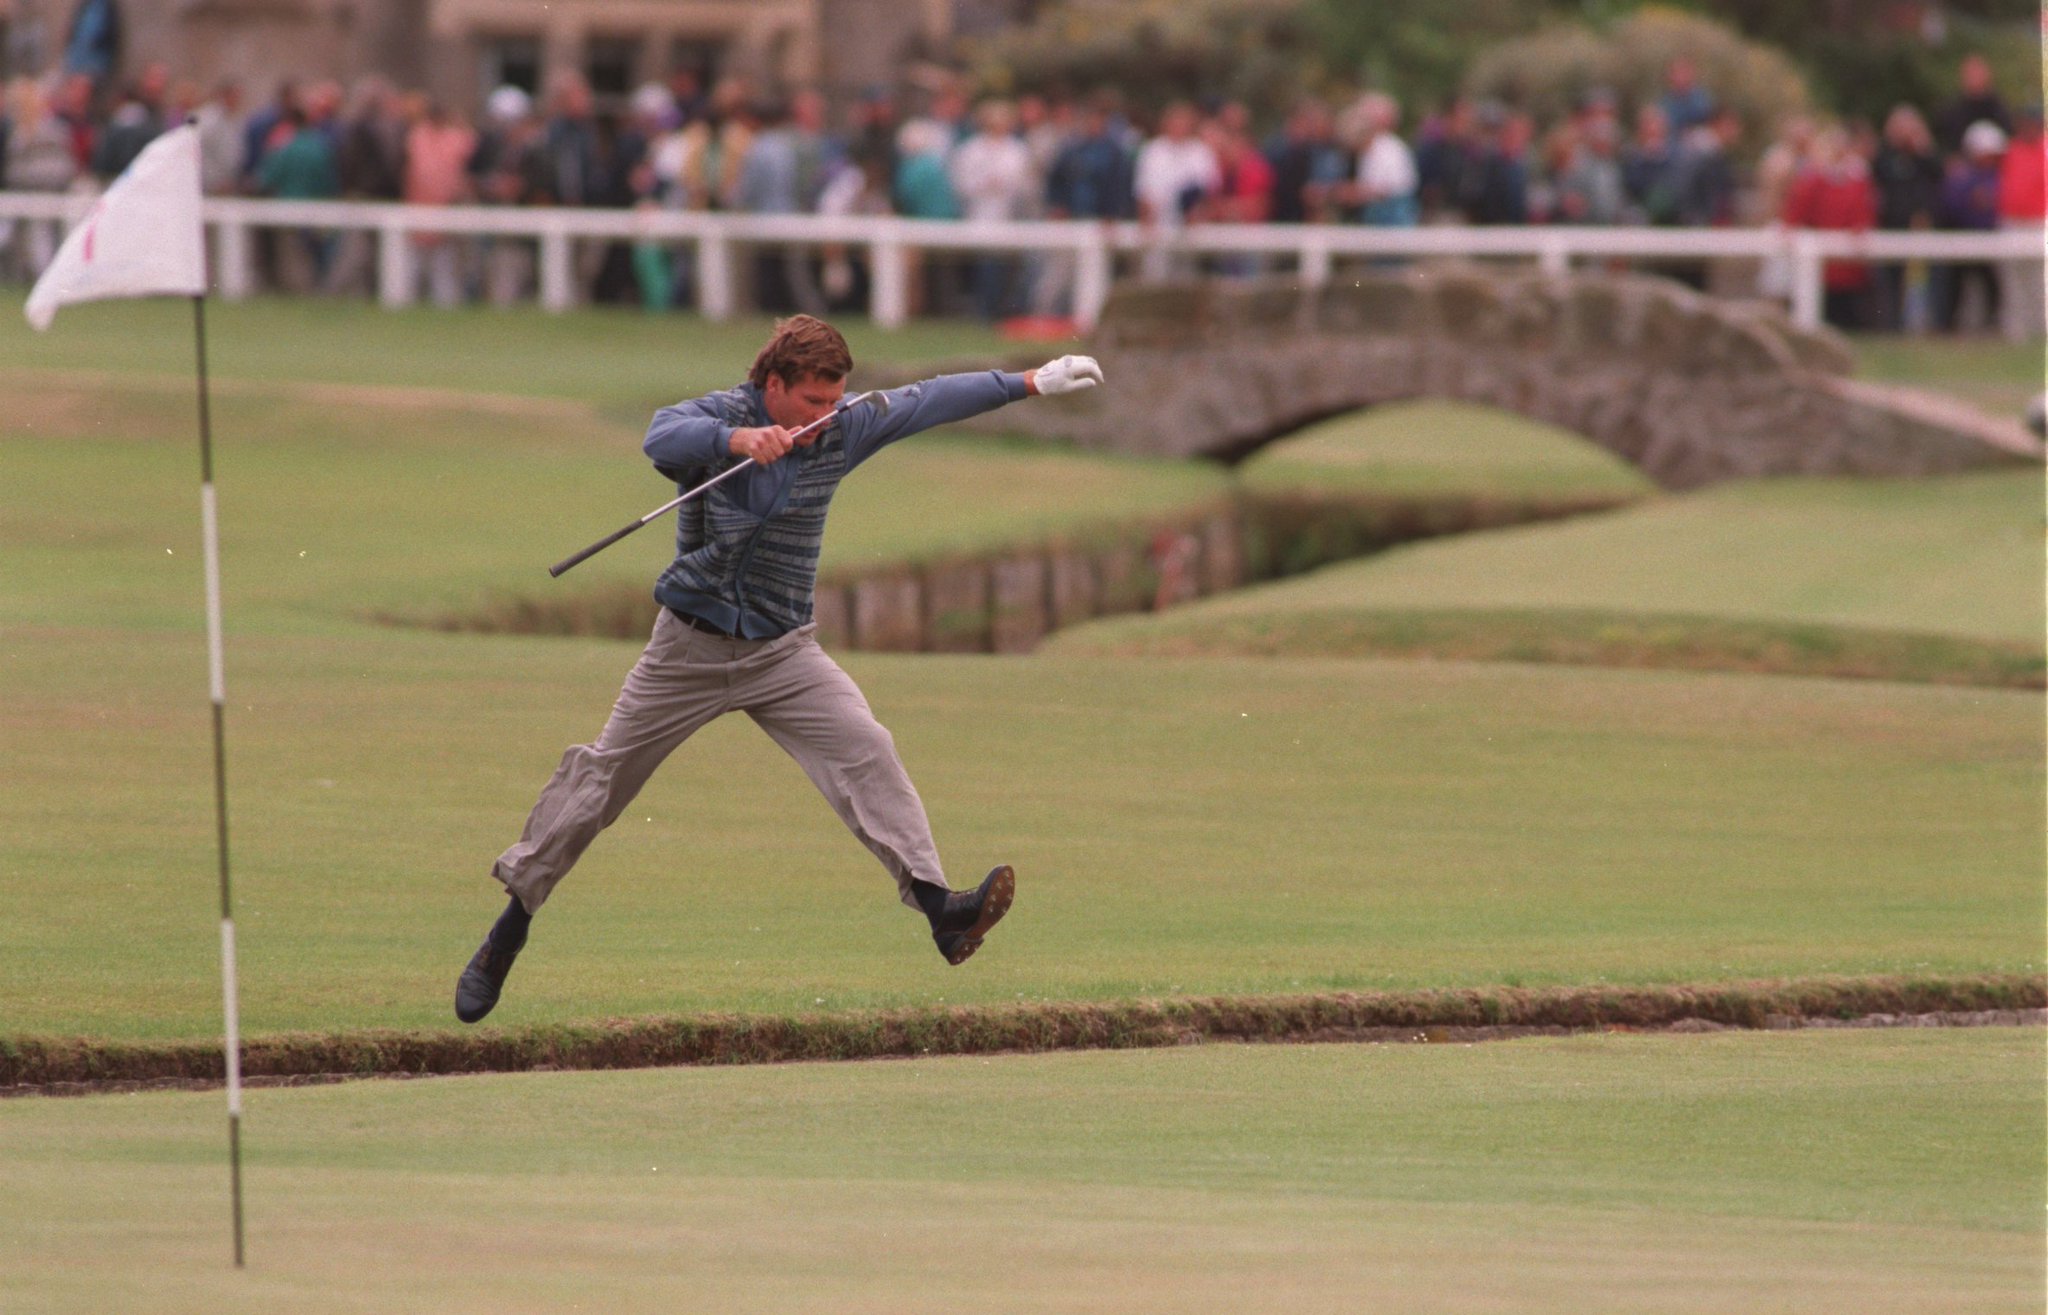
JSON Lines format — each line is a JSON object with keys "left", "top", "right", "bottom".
{"left": 1854, "top": 334, "right": 2045, "bottom": 421}
{"left": 1, "top": 367, "right": 1226, "bottom": 633}
{"left": 3, "top": 308, "right": 2040, "bottom": 1047}
{"left": 1, "top": 296, "right": 1016, "bottom": 412}
{"left": 2, "top": 1031, "right": 2041, "bottom": 1314}
{"left": 1057, "top": 470, "right": 2045, "bottom": 666}
{"left": 2, "top": 629, "right": 2038, "bottom": 1041}
{"left": 1052, "top": 606, "right": 2045, "bottom": 687}
{"left": 1236, "top": 398, "right": 1655, "bottom": 500}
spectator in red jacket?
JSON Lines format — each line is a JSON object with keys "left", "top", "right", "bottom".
{"left": 1783, "top": 126, "right": 1878, "bottom": 329}
{"left": 1996, "top": 106, "right": 2044, "bottom": 340}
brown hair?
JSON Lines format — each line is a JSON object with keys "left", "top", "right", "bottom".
{"left": 749, "top": 315, "right": 853, "bottom": 389}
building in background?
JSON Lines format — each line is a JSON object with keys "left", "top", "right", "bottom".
{"left": 5, "top": 0, "right": 967, "bottom": 112}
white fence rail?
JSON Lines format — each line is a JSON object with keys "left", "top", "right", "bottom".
{"left": 1, "top": 190, "right": 2039, "bottom": 332}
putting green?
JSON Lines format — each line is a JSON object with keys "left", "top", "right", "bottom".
{"left": 2, "top": 1030, "right": 2039, "bottom": 1314}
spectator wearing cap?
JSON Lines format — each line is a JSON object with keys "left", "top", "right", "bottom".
{"left": 469, "top": 84, "right": 546, "bottom": 307}
{"left": 1935, "top": 120, "right": 2006, "bottom": 332}
{"left": 1995, "top": 106, "right": 2044, "bottom": 339}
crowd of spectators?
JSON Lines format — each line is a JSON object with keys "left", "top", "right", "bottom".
{"left": 1, "top": 52, "right": 2040, "bottom": 334}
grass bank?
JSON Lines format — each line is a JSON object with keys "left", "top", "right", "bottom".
{"left": 3, "top": 974, "right": 2038, "bottom": 1090}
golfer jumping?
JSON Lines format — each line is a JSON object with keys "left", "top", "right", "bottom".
{"left": 456, "top": 315, "right": 1103, "bottom": 1023}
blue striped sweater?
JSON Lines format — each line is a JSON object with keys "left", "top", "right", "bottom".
{"left": 643, "top": 370, "right": 1029, "bottom": 638}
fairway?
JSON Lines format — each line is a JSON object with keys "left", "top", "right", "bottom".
{"left": 4, "top": 306, "right": 2044, "bottom": 1045}
{"left": 1238, "top": 397, "right": 1655, "bottom": 500}
{"left": 2, "top": 1029, "right": 2040, "bottom": 1314}
{"left": 1052, "top": 468, "right": 2046, "bottom": 674}
{"left": 3, "top": 627, "right": 2038, "bottom": 1039}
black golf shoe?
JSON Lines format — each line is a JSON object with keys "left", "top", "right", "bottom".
{"left": 454, "top": 913, "right": 528, "bottom": 1024}
{"left": 931, "top": 864, "right": 1015, "bottom": 966}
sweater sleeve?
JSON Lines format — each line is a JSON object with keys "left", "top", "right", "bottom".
{"left": 643, "top": 397, "right": 734, "bottom": 479}
{"left": 839, "top": 370, "right": 1030, "bottom": 468}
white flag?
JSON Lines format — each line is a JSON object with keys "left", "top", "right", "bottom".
{"left": 24, "top": 123, "right": 206, "bottom": 331}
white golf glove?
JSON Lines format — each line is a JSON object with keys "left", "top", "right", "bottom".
{"left": 1034, "top": 354, "right": 1104, "bottom": 396}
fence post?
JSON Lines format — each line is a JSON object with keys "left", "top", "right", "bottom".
{"left": 1790, "top": 230, "right": 1823, "bottom": 330}
{"left": 1538, "top": 235, "right": 1570, "bottom": 278}
{"left": 213, "top": 218, "right": 251, "bottom": 301}
{"left": 539, "top": 224, "right": 574, "bottom": 312}
{"left": 1299, "top": 237, "right": 1333, "bottom": 287}
{"left": 698, "top": 231, "right": 735, "bottom": 321}
{"left": 1074, "top": 226, "right": 1112, "bottom": 330}
{"left": 871, "top": 236, "right": 908, "bottom": 328}
{"left": 377, "top": 219, "right": 414, "bottom": 309}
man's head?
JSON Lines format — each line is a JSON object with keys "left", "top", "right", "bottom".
{"left": 750, "top": 316, "right": 852, "bottom": 433}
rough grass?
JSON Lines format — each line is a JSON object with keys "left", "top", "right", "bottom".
{"left": 2, "top": 974, "right": 2038, "bottom": 1090}
{"left": 3, "top": 1031, "right": 2042, "bottom": 1314}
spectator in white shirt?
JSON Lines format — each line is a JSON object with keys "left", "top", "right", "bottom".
{"left": 1342, "top": 92, "right": 1419, "bottom": 226}
{"left": 950, "top": 99, "right": 1036, "bottom": 319}
{"left": 1134, "top": 101, "right": 1220, "bottom": 278}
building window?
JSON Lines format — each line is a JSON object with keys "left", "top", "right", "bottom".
{"left": 585, "top": 35, "right": 640, "bottom": 99}
{"left": 668, "top": 37, "right": 724, "bottom": 85}
{"left": 479, "top": 34, "right": 542, "bottom": 95}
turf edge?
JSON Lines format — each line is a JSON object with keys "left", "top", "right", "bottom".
{"left": 2, "top": 974, "right": 2039, "bottom": 1091}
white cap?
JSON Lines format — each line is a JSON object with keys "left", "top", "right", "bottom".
{"left": 631, "top": 82, "right": 674, "bottom": 121}
{"left": 486, "top": 84, "right": 532, "bottom": 124}
{"left": 1963, "top": 119, "right": 2007, "bottom": 156}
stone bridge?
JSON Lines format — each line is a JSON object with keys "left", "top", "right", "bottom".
{"left": 871, "top": 271, "right": 2042, "bottom": 489}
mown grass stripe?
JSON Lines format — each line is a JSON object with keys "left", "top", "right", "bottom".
{"left": 1053, "top": 607, "right": 2048, "bottom": 689}
{"left": 3, "top": 974, "right": 2038, "bottom": 1091}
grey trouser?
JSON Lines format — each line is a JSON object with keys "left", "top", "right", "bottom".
{"left": 493, "top": 609, "right": 949, "bottom": 913}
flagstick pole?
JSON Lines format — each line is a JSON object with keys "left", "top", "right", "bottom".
{"left": 193, "top": 294, "right": 245, "bottom": 1269}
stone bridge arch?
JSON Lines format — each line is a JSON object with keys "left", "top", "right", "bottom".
{"left": 901, "top": 271, "right": 2042, "bottom": 490}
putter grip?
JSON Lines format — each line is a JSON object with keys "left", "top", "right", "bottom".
{"left": 549, "top": 518, "right": 644, "bottom": 578}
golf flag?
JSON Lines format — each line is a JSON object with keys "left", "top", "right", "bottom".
{"left": 24, "top": 122, "right": 205, "bottom": 330}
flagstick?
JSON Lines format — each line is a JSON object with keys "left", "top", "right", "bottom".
{"left": 193, "top": 294, "right": 245, "bottom": 1269}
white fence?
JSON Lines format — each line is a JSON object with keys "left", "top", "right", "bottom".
{"left": 1, "top": 190, "right": 2039, "bottom": 332}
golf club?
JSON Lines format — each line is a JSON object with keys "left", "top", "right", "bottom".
{"left": 548, "top": 390, "right": 890, "bottom": 578}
